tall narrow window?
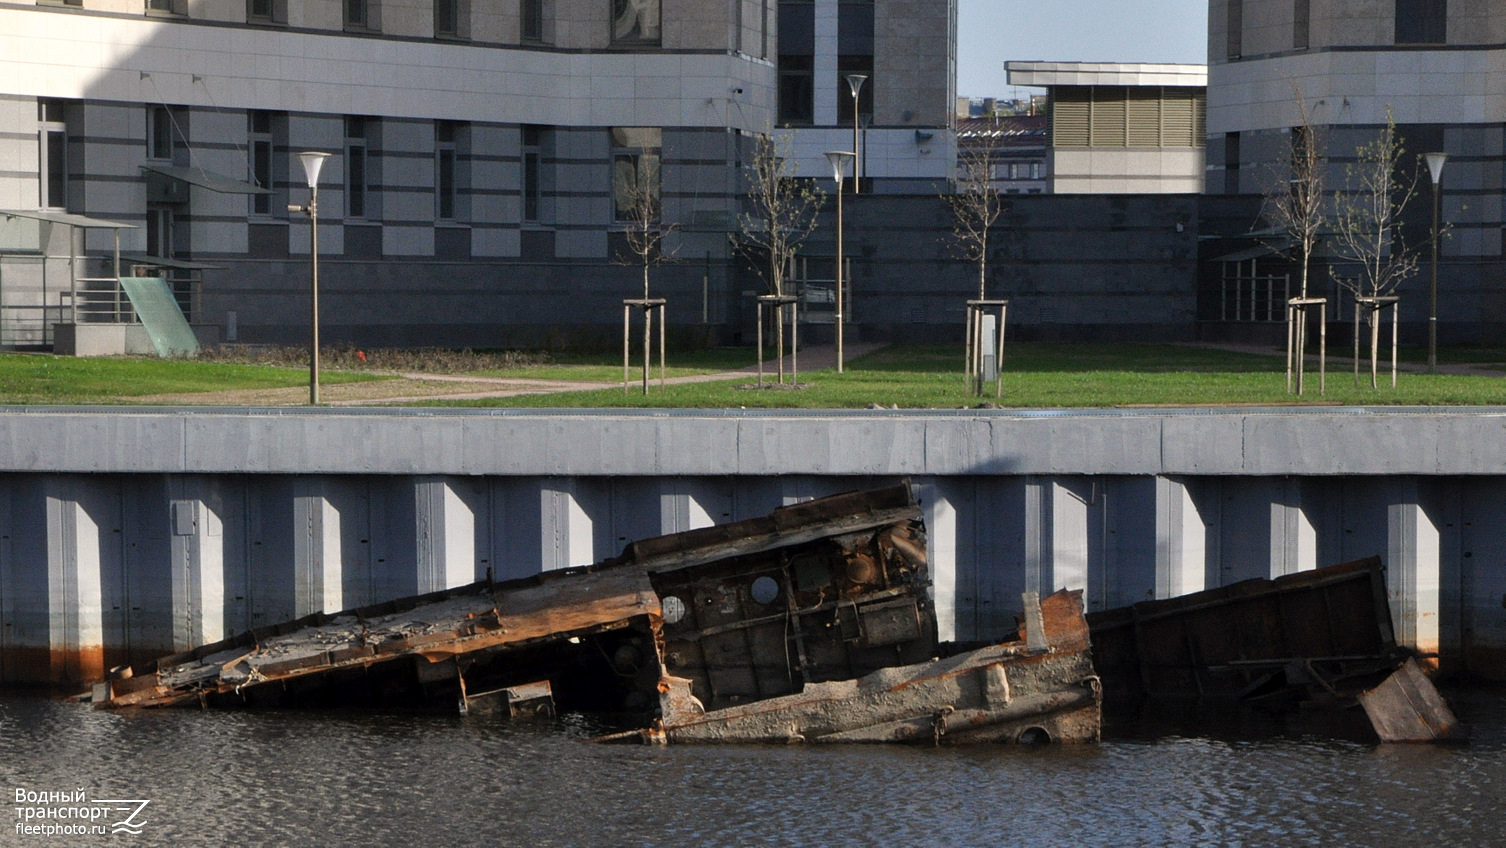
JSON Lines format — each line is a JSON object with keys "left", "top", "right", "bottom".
{"left": 1224, "top": 131, "right": 1241, "bottom": 195}
{"left": 434, "top": 0, "right": 458, "bottom": 36}
{"left": 1294, "top": 0, "right": 1310, "bottom": 49}
{"left": 611, "top": 0, "right": 660, "bottom": 45}
{"left": 521, "top": 0, "right": 543, "bottom": 41}
{"left": 1227, "top": 0, "right": 1243, "bottom": 59}
{"left": 148, "top": 106, "right": 175, "bottom": 162}
{"left": 146, "top": 205, "right": 175, "bottom": 258}
{"left": 249, "top": 111, "right": 273, "bottom": 216}
{"left": 1396, "top": 0, "right": 1446, "bottom": 44}
{"left": 436, "top": 120, "right": 457, "bottom": 221}
{"left": 522, "top": 125, "right": 542, "bottom": 222}
{"left": 38, "top": 101, "right": 68, "bottom": 210}
{"left": 611, "top": 127, "right": 661, "bottom": 222}
{"left": 778, "top": 1, "right": 815, "bottom": 125}
{"left": 346, "top": 117, "right": 368, "bottom": 219}
{"left": 837, "top": 1, "right": 874, "bottom": 125}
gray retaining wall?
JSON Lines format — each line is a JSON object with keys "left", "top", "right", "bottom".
{"left": 2, "top": 407, "right": 1503, "bottom": 685}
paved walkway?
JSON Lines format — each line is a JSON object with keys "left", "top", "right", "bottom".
{"left": 1175, "top": 341, "right": 1506, "bottom": 379}
{"left": 320, "top": 342, "right": 890, "bottom": 406}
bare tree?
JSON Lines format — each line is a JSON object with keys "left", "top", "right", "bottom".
{"left": 1260, "top": 85, "right": 1328, "bottom": 394}
{"left": 946, "top": 135, "right": 1006, "bottom": 395}
{"left": 946, "top": 141, "right": 1004, "bottom": 301}
{"left": 1330, "top": 110, "right": 1422, "bottom": 388}
{"left": 734, "top": 131, "right": 826, "bottom": 298}
{"left": 1261, "top": 87, "right": 1327, "bottom": 301}
{"left": 732, "top": 130, "right": 826, "bottom": 383}
{"left": 614, "top": 153, "right": 675, "bottom": 393}
{"left": 615, "top": 153, "right": 676, "bottom": 299}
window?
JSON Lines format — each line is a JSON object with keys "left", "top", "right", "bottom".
{"left": 611, "top": 127, "right": 661, "bottom": 222}
{"left": 778, "top": 56, "right": 814, "bottom": 125}
{"left": 1224, "top": 131, "right": 1241, "bottom": 195}
{"left": 346, "top": 117, "right": 369, "bottom": 219}
{"left": 38, "top": 101, "right": 67, "bottom": 210}
{"left": 1227, "top": 0, "right": 1242, "bottom": 59}
{"left": 436, "top": 120, "right": 457, "bottom": 221}
{"left": 248, "top": 0, "right": 281, "bottom": 22}
{"left": 1396, "top": 0, "right": 1446, "bottom": 44}
{"left": 521, "top": 0, "right": 543, "bottom": 41}
{"left": 148, "top": 106, "right": 175, "bottom": 162}
{"left": 434, "top": 0, "right": 462, "bottom": 37}
{"left": 778, "top": 1, "right": 815, "bottom": 124}
{"left": 146, "top": 0, "right": 187, "bottom": 15}
{"left": 1007, "top": 163, "right": 1019, "bottom": 180}
{"left": 1030, "top": 162, "right": 1042, "bottom": 180}
{"left": 345, "top": 0, "right": 377, "bottom": 30}
{"left": 146, "top": 205, "right": 175, "bottom": 258}
{"left": 522, "top": 125, "right": 543, "bottom": 222}
{"left": 1294, "top": 0, "right": 1310, "bottom": 49}
{"left": 611, "top": 0, "right": 659, "bottom": 45}
{"left": 248, "top": 111, "right": 273, "bottom": 216}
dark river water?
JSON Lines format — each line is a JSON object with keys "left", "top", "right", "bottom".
{"left": 2, "top": 689, "right": 1502, "bottom": 848}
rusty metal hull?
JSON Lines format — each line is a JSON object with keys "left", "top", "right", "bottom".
{"left": 643, "top": 590, "right": 1101, "bottom": 745}
{"left": 1087, "top": 557, "right": 1399, "bottom": 706}
{"left": 1087, "top": 556, "right": 1463, "bottom": 742}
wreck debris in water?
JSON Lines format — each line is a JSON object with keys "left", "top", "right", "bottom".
{"left": 1087, "top": 556, "right": 1462, "bottom": 742}
{"left": 91, "top": 485, "right": 1103, "bottom": 745}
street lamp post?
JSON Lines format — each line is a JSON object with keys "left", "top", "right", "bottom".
{"left": 825, "top": 150, "right": 855, "bottom": 373}
{"left": 1424, "top": 151, "right": 1448, "bottom": 374}
{"left": 845, "top": 75, "right": 867, "bottom": 194}
{"left": 289, "top": 151, "right": 331, "bottom": 404}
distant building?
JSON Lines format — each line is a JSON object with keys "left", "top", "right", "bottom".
{"left": 956, "top": 116, "right": 1047, "bottom": 194}
{"left": 1006, "top": 62, "right": 1207, "bottom": 194}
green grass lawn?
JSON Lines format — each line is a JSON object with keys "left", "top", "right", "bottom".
{"left": 0, "top": 354, "right": 381, "bottom": 404}
{"left": 0, "top": 343, "right": 1503, "bottom": 408}
{"left": 438, "top": 343, "right": 1506, "bottom": 409}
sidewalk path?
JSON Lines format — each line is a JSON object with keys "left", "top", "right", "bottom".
{"left": 1174, "top": 341, "right": 1506, "bottom": 378}
{"left": 130, "top": 343, "right": 890, "bottom": 406}
{"left": 326, "top": 342, "right": 890, "bottom": 406}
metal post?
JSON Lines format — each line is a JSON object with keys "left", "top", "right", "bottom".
{"left": 623, "top": 303, "right": 630, "bottom": 394}
{"left": 310, "top": 182, "right": 320, "bottom": 405}
{"left": 642, "top": 304, "right": 650, "bottom": 395}
{"left": 835, "top": 177, "right": 844, "bottom": 373}
{"left": 1425, "top": 152, "right": 1447, "bottom": 374}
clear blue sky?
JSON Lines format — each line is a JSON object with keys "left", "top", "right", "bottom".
{"left": 957, "top": 0, "right": 1209, "bottom": 98}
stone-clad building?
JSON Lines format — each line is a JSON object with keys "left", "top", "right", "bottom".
{"left": 0, "top": 0, "right": 956, "bottom": 348}
{"left": 1202, "top": 0, "right": 1504, "bottom": 341}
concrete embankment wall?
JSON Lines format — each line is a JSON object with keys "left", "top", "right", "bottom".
{"left": 2, "top": 407, "right": 1505, "bottom": 686}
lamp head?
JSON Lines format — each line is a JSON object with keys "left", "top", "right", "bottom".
{"left": 296, "top": 151, "right": 332, "bottom": 188}
{"left": 1424, "top": 151, "right": 1448, "bottom": 186}
{"left": 845, "top": 74, "right": 868, "bottom": 98}
{"left": 824, "top": 150, "right": 855, "bottom": 183}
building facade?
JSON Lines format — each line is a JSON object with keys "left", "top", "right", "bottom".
{"left": 0, "top": 0, "right": 955, "bottom": 348}
{"left": 1203, "top": 0, "right": 1503, "bottom": 341}
{"left": 1006, "top": 62, "right": 1207, "bottom": 195}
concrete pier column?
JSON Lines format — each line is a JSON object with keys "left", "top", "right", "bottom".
{"left": 915, "top": 478, "right": 958, "bottom": 643}
{"left": 1387, "top": 480, "right": 1441, "bottom": 657}
{"left": 1155, "top": 476, "right": 1208, "bottom": 599}
{"left": 1270, "top": 478, "right": 1318, "bottom": 577}
{"left": 658, "top": 479, "right": 721, "bottom": 535}
{"left": 293, "top": 480, "right": 343, "bottom": 615}
{"left": 45, "top": 479, "right": 105, "bottom": 684}
{"left": 414, "top": 477, "right": 479, "bottom": 592}
{"left": 168, "top": 478, "right": 226, "bottom": 650}
{"left": 541, "top": 479, "right": 594, "bottom": 571}
{"left": 1024, "top": 477, "right": 1091, "bottom": 599}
